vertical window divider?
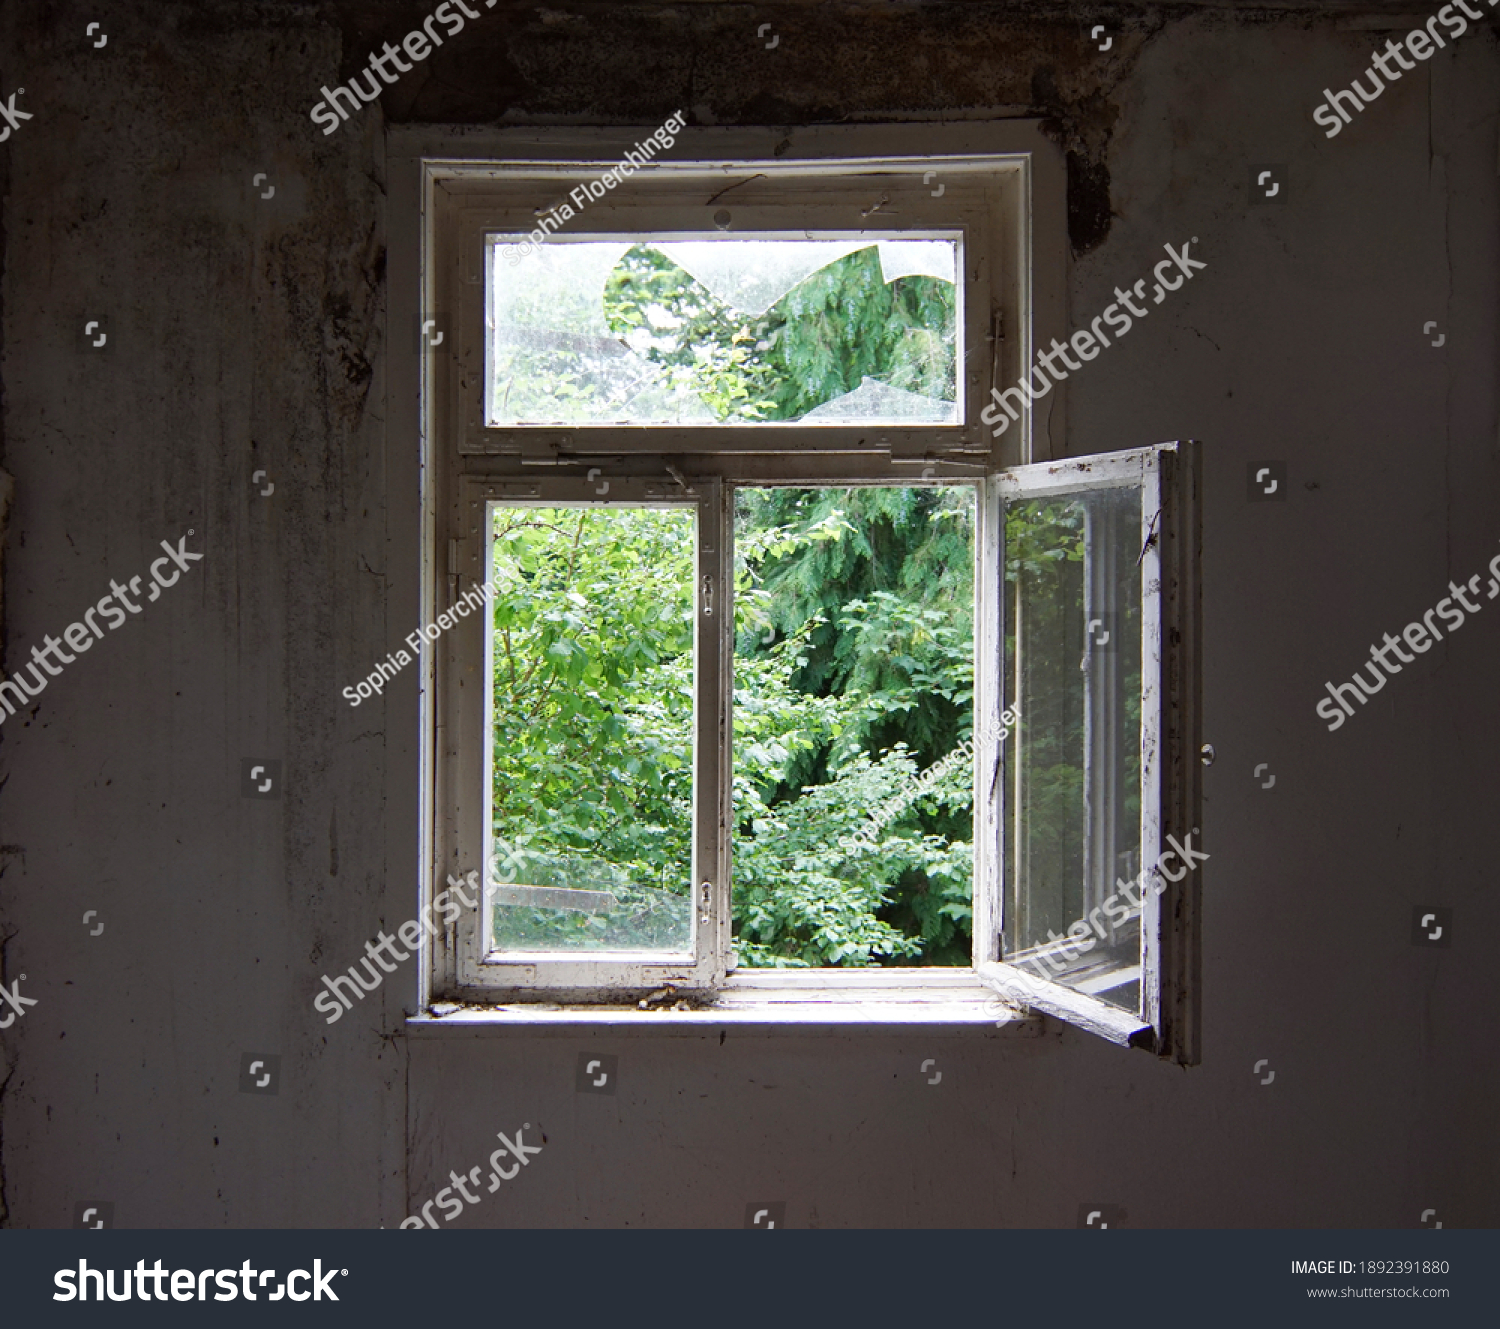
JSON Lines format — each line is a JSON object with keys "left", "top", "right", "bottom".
{"left": 973, "top": 475, "right": 1005, "bottom": 966}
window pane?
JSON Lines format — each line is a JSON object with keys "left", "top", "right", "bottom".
{"left": 731, "top": 486, "right": 976, "bottom": 967}
{"left": 486, "top": 504, "right": 696, "bottom": 953}
{"left": 486, "top": 237, "right": 959, "bottom": 426}
{"left": 1002, "top": 487, "right": 1143, "bottom": 1010}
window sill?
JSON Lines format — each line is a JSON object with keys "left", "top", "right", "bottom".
{"left": 407, "top": 971, "right": 1045, "bottom": 1036}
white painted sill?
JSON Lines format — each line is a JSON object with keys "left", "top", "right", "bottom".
{"left": 407, "top": 970, "right": 1044, "bottom": 1035}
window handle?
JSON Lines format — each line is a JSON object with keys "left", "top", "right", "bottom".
{"left": 700, "top": 881, "right": 712, "bottom": 925}
{"left": 702, "top": 574, "right": 713, "bottom": 617}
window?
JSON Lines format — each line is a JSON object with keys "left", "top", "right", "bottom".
{"left": 392, "top": 123, "right": 1200, "bottom": 1059}
{"left": 483, "top": 238, "right": 961, "bottom": 427}
{"left": 977, "top": 446, "right": 1203, "bottom": 1062}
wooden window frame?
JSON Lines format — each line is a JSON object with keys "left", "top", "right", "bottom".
{"left": 387, "top": 122, "right": 1198, "bottom": 1054}
{"left": 973, "top": 444, "right": 1203, "bottom": 1064}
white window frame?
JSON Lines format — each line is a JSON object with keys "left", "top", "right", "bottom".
{"left": 387, "top": 123, "right": 1200, "bottom": 1057}
{"left": 452, "top": 474, "right": 730, "bottom": 999}
{"left": 974, "top": 444, "right": 1203, "bottom": 1063}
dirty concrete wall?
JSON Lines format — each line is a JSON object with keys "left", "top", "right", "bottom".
{"left": 1, "top": 1, "right": 1496, "bottom": 1228}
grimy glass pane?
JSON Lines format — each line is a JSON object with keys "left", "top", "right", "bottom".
{"left": 486, "top": 236, "right": 959, "bottom": 426}
{"left": 730, "top": 485, "right": 976, "bottom": 968}
{"left": 1002, "top": 487, "right": 1143, "bottom": 1011}
{"left": 486, "top": 504, "right": 696, "bottom": 953}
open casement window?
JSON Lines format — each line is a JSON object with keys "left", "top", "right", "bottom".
{"left": 973, "top": 443, "right": 1203, "bottom": 1064}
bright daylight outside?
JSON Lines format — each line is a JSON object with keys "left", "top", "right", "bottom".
{"left": 481, "top": 234, "right": 993, "bottom": 965}
{"left": 483, "top": 488, "right": 979, "bottom": 966}
{"left": 1002, "top": 487, "right": 1144, "bottom": 1010}
{"left": 484, "top": 235, "right": 960, "bottom": 425}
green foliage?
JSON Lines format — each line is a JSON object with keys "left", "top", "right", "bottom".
{"left": 758, "top": 246, "right": 956, "bottom": 418}
{"left": 736, "top": 487, "right": 974, "bottom": 768}
{"left": 603, "top": 246, "right": 782, "bottom": 421}
{"left": 487, "top": 486, "right": 981, "bottom": 967}
{"left": 488, "top": 245, "right": 977, "bottom": 966}
{"left": 489, "top": 507, "right": 698, "bottom": 950}
{"left": 601, "top": 244, "right": 956, "bottom": 422}
{"left": 730, "top": 487, "right": 978, "bottom": 967}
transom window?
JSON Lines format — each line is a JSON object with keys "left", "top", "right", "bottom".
{"left": 484, "top": 237, "right": 961, "bottom": 427}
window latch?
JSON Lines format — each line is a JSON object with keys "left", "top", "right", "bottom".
{"left": 702, "top": 574, "right": 713, "bottom": 616}
{"left": 700, "top": 880, "right": 711, "bottom": 925}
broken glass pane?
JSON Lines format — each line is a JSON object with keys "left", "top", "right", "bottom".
{"left": 876, "top": 240, "right": 957, "bottom": 286}
{"left": 655, "top": 240, "right": 872, "bottom": 316}
{"left": 486, "top": 236, "right": 959, "bottom": 426}
{"left": 801, "top": 377, "right": 954, "bottom": 424}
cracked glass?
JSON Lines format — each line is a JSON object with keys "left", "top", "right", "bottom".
{"left": 485, "top": 235, "right": 960, "bottom": 427}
